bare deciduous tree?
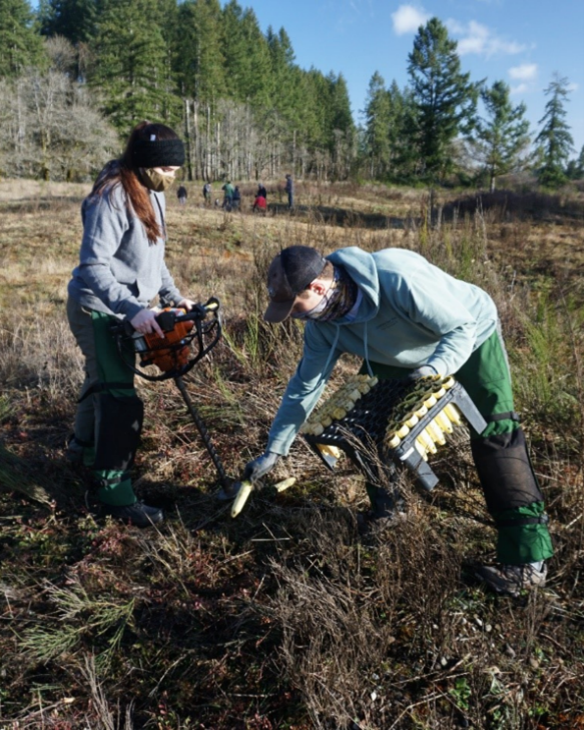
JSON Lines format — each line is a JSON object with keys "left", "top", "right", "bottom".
{"left": 0, "top": 67, "right": 118, "bottom": 182}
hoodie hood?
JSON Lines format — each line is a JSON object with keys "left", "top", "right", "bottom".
{"left": 327, "top": 247, "right": 380, "bottom": 323}
{"left": 266, "top": 245, "right": 498, "bottom": 457}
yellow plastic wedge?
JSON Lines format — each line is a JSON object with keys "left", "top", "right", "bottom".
{"left": 231, "top": 480, "right": 254, "bottom": 518}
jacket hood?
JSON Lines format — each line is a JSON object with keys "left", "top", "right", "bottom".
{"left": 327, "top": 247, "right": 379, "bottom": 323}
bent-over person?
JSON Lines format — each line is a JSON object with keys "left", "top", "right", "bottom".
{"left": 242, "top": 245, "right": 553, "bottom": 597}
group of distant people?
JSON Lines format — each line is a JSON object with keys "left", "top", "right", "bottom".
{"left": 176, "top": 177, "right": 294, "bottom": 213}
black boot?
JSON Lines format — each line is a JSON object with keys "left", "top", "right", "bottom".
{"left": 101, "top": 501, "right": 164, "bottom": 528}
{"left": 360, "top": 483, "right": 406, "bottom": 533}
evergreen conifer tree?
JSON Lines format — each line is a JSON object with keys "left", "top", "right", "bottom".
{"left": 407, "top": 17, "right": 478, "bottom": 182}
{"left": 89, "top": 0, "right": 178, "bottom": 131}
{"left": 221, "top": 2, "right": 271, "bottom": 108}
{"left": 266, "top": 27, "right": 300, "bottom": 125}
{"left": 363, "top": 72, "right": 391, "bottom": 178}
{"left": 38, "top": 0, "right": 97, "bottom": 45}
{"left": 566, "top": 144, "right": 584, "bottom": 180}
{"left": 174, "top": 0, "right": 226, "bottom": 103}
{"left": 326, "top": 72, "right": 354, "bottom": 176}
{"left": 473, "top": 80, "right": 530, "bottom": 191}
{"left": 0, "top": 0, "right": 46, "bottom": 77}
{"left": 387, "top": 82, "right": 418, "bottom": 180}
{"left": 535, "top": 74, "right": 574, "bottom": 188}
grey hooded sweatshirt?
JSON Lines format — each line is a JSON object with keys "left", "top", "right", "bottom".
{"left": 267, "top": 246, "right": 498, "bottom": 456}
{"left": 68, "top": 177, "right": 182, "bottom": 321}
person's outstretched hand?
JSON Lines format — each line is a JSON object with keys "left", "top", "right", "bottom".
{"left": 405, "top": 365, "right": 437, "bottom": 381}
{"left": 242, "top": 451, "right": 280, "bottom": 486}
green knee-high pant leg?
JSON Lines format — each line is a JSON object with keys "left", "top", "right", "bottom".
{"left": 67, "top": 299, "right": 139, "bottom": 507}
{"left": 455, "top": 330, "right": 553, "bottom": 564}
{"left": 361, "top": 329, "right": 553, "bottom": 564}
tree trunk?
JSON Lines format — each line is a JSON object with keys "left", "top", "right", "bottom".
{"left": 184, "top": 97, "right": 193, "bottom": 181}
{"left": 490, "top": 168, "right": 496, "bottom": 193}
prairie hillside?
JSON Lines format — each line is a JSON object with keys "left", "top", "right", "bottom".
{"left": 0, "top": 180, "right": 583, "bottom": 729}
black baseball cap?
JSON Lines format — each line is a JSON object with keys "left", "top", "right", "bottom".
{"left": 264, "top": 246, "right": 327, "bottom": 322}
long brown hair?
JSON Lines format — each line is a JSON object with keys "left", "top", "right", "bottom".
{"left": 93, "top": 121, "right": 179, "bottom": 243}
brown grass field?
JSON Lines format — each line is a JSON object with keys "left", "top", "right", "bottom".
{"left": 0, "top": 178, "right": 583, "bottom": 729}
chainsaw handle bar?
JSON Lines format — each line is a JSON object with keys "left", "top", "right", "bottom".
{"left": 156, "top": 297, "right": 220, "bottom": 333}
{"left": 111, "top": 297, "right": 223, "bottom": 381}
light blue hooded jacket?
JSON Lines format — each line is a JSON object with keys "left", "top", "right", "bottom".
{"left": 267, "top": 246, "right": 498, "bottom": 456}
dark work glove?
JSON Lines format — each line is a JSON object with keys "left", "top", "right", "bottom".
{"left": 242, "top": 451, "right": 280, "bottom": 485}
{"left": 405, "top": 365, "right": 437, "bottom": 381}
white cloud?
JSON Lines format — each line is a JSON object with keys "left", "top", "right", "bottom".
{"left": 510, "top": 83, "right": 529, "bottom": 95}
{"left": 509, "top": 63, "right": 538, "bottom": 81}
{"left": 567, "top": 82, "right": 579, "bottom": 93}
{"left": 446, "top": 19, "right": 466, "bottom": 35}
{"left": 391, "top": 5, "right": 430, "bottom": 35}
{"left": 447, "top": 18, "right": 526, "bottom": 57}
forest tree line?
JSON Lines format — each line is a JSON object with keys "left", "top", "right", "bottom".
{"left": 0, "top": 0, "right": 582, "bottom": 188}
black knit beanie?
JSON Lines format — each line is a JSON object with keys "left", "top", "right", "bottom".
{"left": 131, "top": 138, "right": 185, "bottom": 168}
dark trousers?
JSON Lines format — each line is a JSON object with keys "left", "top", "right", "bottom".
{"left": 363, "top": 328, "right": 553, "bottom": 564}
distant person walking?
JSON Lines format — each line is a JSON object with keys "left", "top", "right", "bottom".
{"left": 203, "top": 182, "right": 212, "bottom": 205}
{"left": 232, "top": 185, "right": 241, "bottom": 211}
{"left": 222, "top": 180, "right": 234, "bottom": 210}
{"left": 177, "top": 185, "right": 187, "bottom": 205}
{"left": 285, "top": 174, "right": 293, "bottom": 209}
{"left": 257, "top": 183, "right": 267, "bottom": 200}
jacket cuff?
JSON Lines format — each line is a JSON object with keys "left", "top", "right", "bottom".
{"left": 120, "top": 301, "right": 143, "bottom": 321}
{"left": 426, "top": 360, "right": 446, "bottom": 376}
{"left": 266, "top": 439, "right": 291, "bottom": 457}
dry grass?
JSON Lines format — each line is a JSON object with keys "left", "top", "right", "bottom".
{"left": 0, "top": 180, "right": 583, "bottom": 729}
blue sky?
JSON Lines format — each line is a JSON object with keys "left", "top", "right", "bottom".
{"left": 239, "top": 0, "right": 584, "bottom": 156}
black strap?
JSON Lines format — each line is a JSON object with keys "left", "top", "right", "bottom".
{"left": 96, "top": 473, "right": 130, "bottom": 488}
{"left": 489, "top": 411, "right": 520, "bottom": 423}
{"left": 70, "top": 435, "right": 93, "bottom": 448}
{"left": 154, "top": 194, "right": 167, "bottom": 241}
{"left": 78, "top": 381, "right": 134, "bottom": 403}
{"left": 497, "top": 514, "right": 549, "bottom": 528}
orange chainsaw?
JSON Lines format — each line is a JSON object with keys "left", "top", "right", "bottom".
{"left": 111, "top": 298, "right": 237, "bottom": 494}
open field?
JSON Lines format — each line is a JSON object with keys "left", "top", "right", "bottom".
{"left": 0, "top": 179, "right": 583, "bottom": 729}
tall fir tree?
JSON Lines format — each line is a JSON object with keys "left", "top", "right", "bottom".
{"left": 363, "top": 72, "right": 391, "bottom": 178}
{"left": 0, "top": 0, "right": 46, "bottom": 77}
{"left": 324, "top": 72, "right": 354, "bottom": 176}
{"left": 221, "top": 2, "right": 271, "bottom": 109}
{"left": 89, "top": 0, "right": 179, "bottom": 132}
{"left": 566, "top": 144, "right": 584, "bottom": 180}
{"left": 386, "top": 81, "right": 418, "bottom": 181}
{"left": 327, "top": 73, "right": 353, "bottom": 136}
{"left": 473, "top": 80, "right": 530, "bottom": 191}
{"left": 535, "top": 74, "right": 574, "bottom": 188}
{"left": 297, "top": 67, "right": 329, "bottom": 150}
{"left": 407, "top": 17, "right": 478, "bottom": 182}
{"left": 266, "top": 27, "right": 300, "bottom": 125}
{"left": 174, "top": 0, "right": 226, "bottom": 104}
{"left": 38, "top": 0, "right": 97, "bottom": 45}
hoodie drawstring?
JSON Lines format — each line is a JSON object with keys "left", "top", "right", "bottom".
{"left": 321, "top": 325, "right": 341, "bottom": 380}
{"left": 363, "top": 323, "right": 373, "bottom": 376}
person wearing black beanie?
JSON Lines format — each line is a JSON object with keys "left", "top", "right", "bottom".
{"left": 66, "top": 121, "right": 195, "bottom": 528}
